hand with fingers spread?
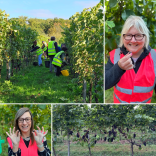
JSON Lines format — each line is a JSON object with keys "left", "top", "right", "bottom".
{"left": 6, "top": 127, "right": 20, "bottom": 146}
{"left": 118, "top": 52, "right": 134, "bottom": 70}
{"left": 32, "top": 126, "right": 48, "bottom": 145}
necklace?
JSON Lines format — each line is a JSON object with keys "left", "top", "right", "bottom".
{"left": 22, "top": 137, "right": 30, "bottom": 141}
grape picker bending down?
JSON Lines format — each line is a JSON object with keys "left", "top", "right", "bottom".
{"left": 105, "top": 15, "right": 156, "bottom": 103}
{"left": 6, "top": 107, "right": 51, "bottom": 156}
{"left": 52, "top": 44, "right": 68, "bottom": 76}
{"left": 30, "top": 40, "right": 43, "bottom": 66}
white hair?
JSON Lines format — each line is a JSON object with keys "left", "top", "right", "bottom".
{"left": 119, "top": 15, "right": 150, "bottom": 50}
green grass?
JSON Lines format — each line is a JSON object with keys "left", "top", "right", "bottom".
{"left": 0, "top": 59, "right": 83, "bottom": 103}
{"left": 105, "top": 87, "right": 156, "bottom": 103}
{"left": 54, "top": 129, "right": 156, "bottom": 156}
{"left": 105, "top": 88, "right": 113, "bottom": 103}
{"left": 54, "top": 141, "right": 156, "bottom": 156}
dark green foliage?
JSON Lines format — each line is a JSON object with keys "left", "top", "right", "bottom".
{"left": 105, "top": 0, "right": 156, "bottom": 59}
{"left": 60, "top": 2, "right": 104, "bottom": 103}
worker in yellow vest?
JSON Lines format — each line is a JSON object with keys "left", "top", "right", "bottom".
{"left": 52, "top": 45, "right": 68, "bottom": 76}
{"left": 30, "top": 40, "right": 43, "bottom": 66}
{"left": 47, "top": 36, "right": 59, "bottom": 72}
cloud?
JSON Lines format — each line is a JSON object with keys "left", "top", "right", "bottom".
{"left": 28, "top": 9, "right": 56, "bottom": 19}
{"left": 74, "top": 1, "right": 99, "bottom": 8}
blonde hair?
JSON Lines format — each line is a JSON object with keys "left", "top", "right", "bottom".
{"left": 119, "top": 15, "right": 150, "bottom": 50}
{"left": 41, "top": 41, "right": 47, "bottom": 49}
{"left": 43, "top": 42, "right": 47, "bottom": 46}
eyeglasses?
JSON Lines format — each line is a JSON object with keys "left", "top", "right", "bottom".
{"left": 123, "top": 34, "right": 145, "bottom": 41}
{"left": 18, "top": 117, "right": 31, "bottom": 123}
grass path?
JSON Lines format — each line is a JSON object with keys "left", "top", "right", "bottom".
{"left": 0, "top": 60, "right": 81, "bottom": 103}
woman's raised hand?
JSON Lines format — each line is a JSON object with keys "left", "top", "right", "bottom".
{"left": 32, "top": 126, "right": 48, "bottom": 145}
{"left": 6, "top": 127, "right": 20, "bottom": 146}
{"left": 118, "top": 52, "right": 134, "bottom": 70}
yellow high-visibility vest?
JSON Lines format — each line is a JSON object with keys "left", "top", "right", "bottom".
{"left": 48, "top": 41, "right": 56, "bottom": 55}
{"left": 52, "top": 51, "right": 64, "bottom": 67}
{"left": 36, "top": 44, "right": 43, "bottom": 55}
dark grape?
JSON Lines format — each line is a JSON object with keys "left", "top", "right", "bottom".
{"left": 143, "top": 142, "right": 146, "bottom": 146}
{"left": 133, "top": 134, "right": 136, "bottom": 138}
{"left": 104, "top": 137, "right": 107, "bottom": 141}
{"left": 109, "top": 131, "right": 112, "bottom": 136}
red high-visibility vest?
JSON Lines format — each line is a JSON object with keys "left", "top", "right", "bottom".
{"left": 110, "top": 48, "right": 156, "bottom": 103}
{"left": 7, "top": 137, "right": 38, "bottom": 156}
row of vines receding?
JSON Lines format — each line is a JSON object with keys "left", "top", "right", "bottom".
{"left": 0, "top": 9, "right": 38, "bottom": 80}
{"left": 59, "top": 0, "right": 104, "bottom": 103}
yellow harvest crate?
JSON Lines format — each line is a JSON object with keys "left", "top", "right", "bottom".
{"left": 61, "top": 70, "right": 69, "bottom": 76}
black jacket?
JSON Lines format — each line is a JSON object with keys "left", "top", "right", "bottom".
{"left": 30, "top": 45, "right": 40, "bottom": 52}
{"left": 105, "top": 45, "right": 151, "bottom": 90}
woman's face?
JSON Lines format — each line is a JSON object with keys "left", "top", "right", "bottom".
{"left": 123, "top": 26, "right": 145, "bottom": 56}
{"left": 18, "top": 112, "right": 32, "bottom": 134}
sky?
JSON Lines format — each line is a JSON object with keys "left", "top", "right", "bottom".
{"left": 0, "top": 0, "right": 100, "bottom": 20}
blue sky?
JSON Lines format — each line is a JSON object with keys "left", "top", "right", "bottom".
{"left": 0, "top": 0, "right": 100, "bottom": 20}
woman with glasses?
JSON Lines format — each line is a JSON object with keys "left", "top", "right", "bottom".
{"left": 6, "top": 107, "right": 51, "bottom": 156}
{"left": 105, "top": 15, "right": 156, "bottom": 103}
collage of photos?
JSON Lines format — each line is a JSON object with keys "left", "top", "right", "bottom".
{"left": 0, "top": 0, "right": 104, "bottom": 156}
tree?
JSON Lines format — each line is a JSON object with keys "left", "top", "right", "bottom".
{"left": 90, "top": 105, "right": 155, "bottom": 156}
{"left": 53, "top": 104, "right": 84, "bottom": 156}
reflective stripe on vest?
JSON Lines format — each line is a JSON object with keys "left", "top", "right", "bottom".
{"left": 43, "top": 46, "right": 47, "bottom": 52}
{"left": 150, "top": 49, "right": 156, "bottom": 81}
{"left": 114, "top": 92, "right": 152, "bottom": 103}
{"left": 115, "top": 83, "right": 155, "bottom": 94}
{"left": 36, "top": 44, "right": 43, "bottom": 55}
{"left": 48, "top": 41, "right": 56, "bottom": 55}
{"left": 52, "top": 51, "right": 64, "bottom": 67}
{"left": 112, "top": 48, "right": 156, "bottom": 103}
{"left": 114, "top": 48, "right": 120, "bottom": 64}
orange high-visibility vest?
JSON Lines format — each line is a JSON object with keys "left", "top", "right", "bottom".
{"left": 7, "top": 137, "right": 38, "bottom": 156}
{"left": 110, "top": 48, "right": 156, "bottom": 103}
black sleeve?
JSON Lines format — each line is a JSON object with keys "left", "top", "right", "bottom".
{"left": 8, "top": 146, "right": 21, "bottom": 156}
{"left": 54, "top": 42, "right": 59, "bottom": 53}
{"left": 38, "top": 137, "right": 51, "bottom": 156}
{"left": 30, "top": 46, "right": 40, "bottom": 52}
{"left": 105, "top": 56, "right": 126, "bottom": 90}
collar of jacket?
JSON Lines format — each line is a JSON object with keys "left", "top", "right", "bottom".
{"left": 120, "top": 45, "right": 151, "bottom": 62}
